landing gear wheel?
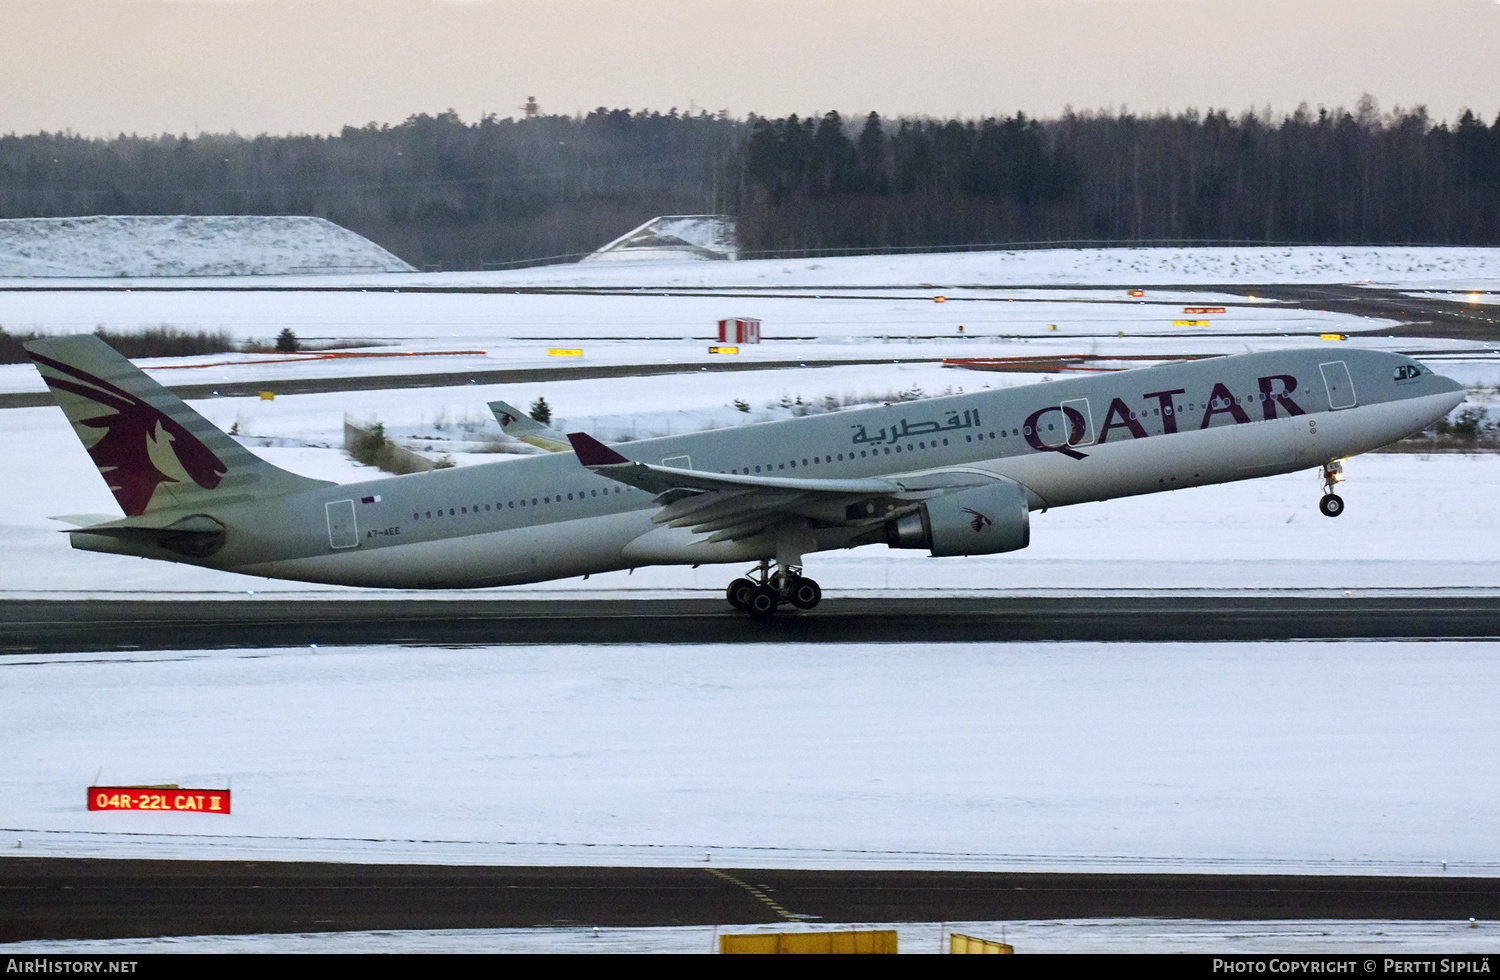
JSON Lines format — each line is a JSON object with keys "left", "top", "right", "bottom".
{"left": 726, "top": 578, "right": 756, "bottom": 610}
{"left": 788, "top": 577, "right": 822, "bottom": 610}
{"left": 1319, "top": 493, "right": 1345, "bottom": 518}
{"left": 748, "top": 586, "right": 780, "bottom": 619}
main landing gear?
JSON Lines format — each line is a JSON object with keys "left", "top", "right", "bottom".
{"left": 726, "top": 559, "right": 822, "bottom": 618}
{"left": 1318, "top": 459, "right": 1346, "bottom": 518}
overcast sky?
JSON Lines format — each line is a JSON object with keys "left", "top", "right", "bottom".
{"left": 4, "top": 0, "right": 1499, "bottom": 136}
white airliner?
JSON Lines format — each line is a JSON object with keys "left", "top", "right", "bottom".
{"left": 27, "top": 336, "right": 1463, "bottom": 616}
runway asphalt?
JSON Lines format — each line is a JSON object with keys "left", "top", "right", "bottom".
{"left": 8, "top": 858, "right": 1500, "bottom": 942}
{"left": 0, "top": 355, "right": 932, "bottom": 409}
{"left": 4, "top": 595, "right": 1500, "bottom": 655}
{"left": 5, "top": 858, "right": 1500, "bottom": 942}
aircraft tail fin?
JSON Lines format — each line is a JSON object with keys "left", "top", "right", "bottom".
{"left": 488, "top": 399, "right": 571, "bottom": 453}
{"left": 25, "top": 334, "right": 333, "bottom": 517}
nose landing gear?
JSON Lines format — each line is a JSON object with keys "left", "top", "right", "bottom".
{"left": 1319, "top": 459, "right": 1346, "bottom": 518}
{"left": 725, "top": 559, "right": 822, "bottom": 617}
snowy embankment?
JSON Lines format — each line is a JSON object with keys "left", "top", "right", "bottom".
{"left": 0, "top": 215, "right": 414, "bottom": 277}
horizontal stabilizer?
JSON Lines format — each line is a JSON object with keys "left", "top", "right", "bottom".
{"left": 48, "top": 513, "right": 122, "bottom": 528}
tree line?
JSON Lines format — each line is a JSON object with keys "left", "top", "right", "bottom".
{"left": 2, "top": 99, "right": 1498, "bottom": 269}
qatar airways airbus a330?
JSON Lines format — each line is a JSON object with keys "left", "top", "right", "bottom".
{"left": 27, "top": 335, "right": 1463, "bottom": 616}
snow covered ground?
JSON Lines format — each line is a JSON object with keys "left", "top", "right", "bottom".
{"left": 0, "top": 284, "right": 1369, "bottom": 363}
{"left": 4, "top": 639, "right": 1500, "bottom": 876}
{"left": 4, "top": 244, "right": 1499, "bottom": 290}
{"left": 6, "top": 919, "right": 1498, "bottom": 954}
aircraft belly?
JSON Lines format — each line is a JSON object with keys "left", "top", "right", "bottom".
{"left": 621, "top": 525, "right": 773, "bottom": 564}
{"left": 990, "top": 427, "right": 1251, "bottom": 508}
{"left": 1299, "top": 388, "right": 1464, "bottom": 460}
{"left": 234, "top": 510, "right": 650, "bottom": 589}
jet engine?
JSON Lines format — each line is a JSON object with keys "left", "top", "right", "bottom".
{"left": 884, "top": 480, "right": 1030, "bottom": 557}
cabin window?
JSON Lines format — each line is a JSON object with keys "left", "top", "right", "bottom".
{"left": 942, "top": 439, "right": 949, "bottom": 446}
{"left": 461, "top": 507, "right": 467, "bottom": 514}
{"left": 449, "top": 509, "right": 455, "bottom": 516}
{"left": 789, "top": 460, "right": 796, "bottom": 468}
{"left": 425, "top": 511, "right": 431, "bottom": 518}
{"left": 895, "top": 446, "right": 902, "bottom": 453}
{"left": 802, "top": 458, "right": 809, "bottom": 466}
{"left": 413, "top": 513, "right": 419, "bottom": 520}
{"left": 966, "top": 435, "right": 972, "bottom": 442}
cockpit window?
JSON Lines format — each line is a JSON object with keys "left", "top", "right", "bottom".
{"left": 1393, "top": 364, "right": 1423, "bottom": 382}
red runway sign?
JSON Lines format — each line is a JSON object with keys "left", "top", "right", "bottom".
{"left": 88, "top": 787, "right": 230, "bottom": 814}
{"left": 1183, "top": 306, "right": 1227, "bottom": 314}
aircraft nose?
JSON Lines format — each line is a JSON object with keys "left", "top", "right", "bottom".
{"left": 1432, "top": 371, "right": 1466, "bottom": 396}
{"left": 1432, "top": 371, "right": 1467, "bottom": 414}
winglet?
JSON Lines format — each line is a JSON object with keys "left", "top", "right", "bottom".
{"left": 567, "top": 432, "right": 631, "bottom": 466}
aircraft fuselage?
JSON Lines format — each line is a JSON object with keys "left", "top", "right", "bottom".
{"left": 69, "top": 346, "right": 1464, "bottom": 589}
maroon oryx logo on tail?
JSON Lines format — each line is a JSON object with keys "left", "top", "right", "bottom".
{"left": 963, "top": 508, "right": 993, "bottom": 533}
{"left": 31, "top": 354, "right": 226, "bottom": 516}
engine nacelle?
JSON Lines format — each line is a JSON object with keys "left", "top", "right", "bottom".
{"left": 885, "top": 480, "right": 1030, "bottom": 557}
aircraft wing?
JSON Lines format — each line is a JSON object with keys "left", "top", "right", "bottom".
{"left": 567, "top": 432, "right": 994, "bottom": 543}
{"left": 488, "top": 400, "right": 571, "bottom": 453}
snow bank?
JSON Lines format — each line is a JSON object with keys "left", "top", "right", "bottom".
{"left": 0, "top": 216, "right": 414, "bottom": 278}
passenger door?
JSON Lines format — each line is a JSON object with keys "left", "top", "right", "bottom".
{"left": 1319, "top": 361, "right": 1357, "bottom": 410}
{"left": 325, "top": 499, "right": 359, "bottom": 549}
